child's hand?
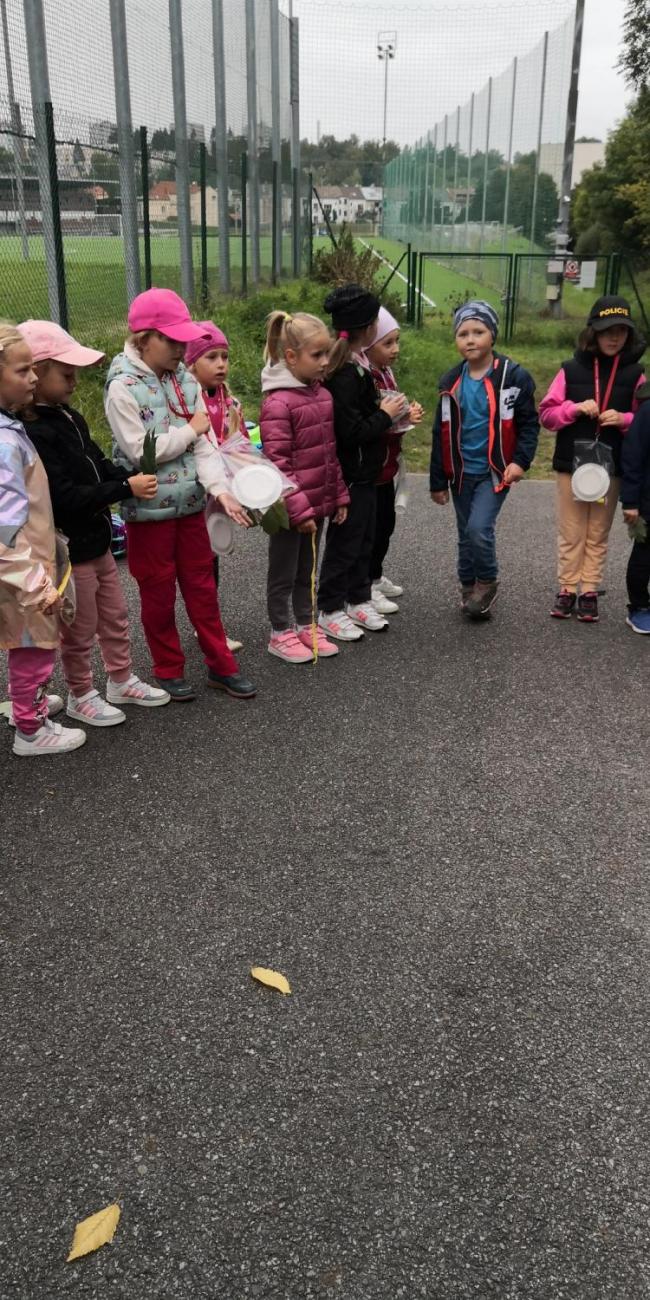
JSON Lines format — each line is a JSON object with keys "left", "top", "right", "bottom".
{"left": 297, "top": 518, "right": 317, "bottom": 534}
{"left": 599, "top": 408, "right": 624, "bottom": 428}
{"left": 40, "top": 584, "right": 61, "bottom": 615}
{"left": 430, "top": 490, "right": 449, "bottom": 505}
{"left": 408, "top": 401, "right": 424, "bottom": 424}
{"left": 129, "top": 472, "right": 158, "bottom": 499}
{"left": 333, "top": 506, "right": 348, "bottom": 525}
{"left": 623, "top": 508, "right": 639, "bottom": 523}
{"left": 503, "top": 463, "right": 525, "bottom": 485}
{"left": 380, "top": 394, "right": 405, "bottom": 421}
{"left": 578, "top": 399, "right": 599, "bottom": 418}
{"left": 215, "top": 490, "right": 251, "bottom": 527}
{"left": 190, "top": 410, "right": 211, "bottom": 436}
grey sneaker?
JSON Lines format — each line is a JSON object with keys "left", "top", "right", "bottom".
{"left": 465, "top": 580, "right": 498, "bottom": 619}
{"left": 460, "top": 583, "right": 475, "bottom": 614}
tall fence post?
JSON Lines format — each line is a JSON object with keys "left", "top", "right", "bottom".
{"left": 211, "top": 0, "right": 230, "bottom": 294}
{"left": 451, "top": 106, "right": 460, "bottom": 251}
{"left": 199, "top": 142, "right": 208, "bottom": 305}
{"left": 552, "top": 0, "right": 585, "bottom": 316}
{"left": 23, "top": 0, "right": 67, "bottom": 326}
{"left": 429, "top": 124, "right": 438, "bottom": 237}
{"left": 270, "top": 0, "right": 282, "bottom": 279}
{"left": 109, "top": 0, "right": 141, "bottom": 304}
{"left": 169, "top": 0, "right": 194, "bottom": 303}
{"left": 465, "top": 92, "right": 474, "bottom": 253}
{"left": 241, "top": 151, "right": 248, "bottom": 296}
{"left": 307, "top": 170, "right": 313, "bottom": 275}
{"left": 245, "top": 0, "right": 260, "bottom": 287}
{"left": 480, "top": 77, "right": 492, "bottom": 256}
{"left": 529, "top": 31, "right": 549, "bottom": 261}
{"left": 1, "top": 0, "right": 29, "bottom": 259}
{"left": 440, "top": 115, "right": 448, "bottom": 251}
{"left": 140, "top": 126, "right": 152, "bottom": 288}
{"left": 289, "top": 6, "right": 301, "bottom": 275}
{"left": 502, "top": 57, "right": 518, "bottom": 255}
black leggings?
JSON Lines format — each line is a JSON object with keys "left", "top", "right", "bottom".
{"left": 627, "top": 536, "right": 650, "bottom": 609}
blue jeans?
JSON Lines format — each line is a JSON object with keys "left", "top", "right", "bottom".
{"left": 452, "top": 473, "right": 507, "bottom": 584}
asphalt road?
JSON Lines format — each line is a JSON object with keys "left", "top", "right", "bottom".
{"left": 2, "top": 479, "right": 650, "bottom": 1300}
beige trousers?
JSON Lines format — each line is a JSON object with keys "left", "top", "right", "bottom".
{"left": 556, "top": 471, "right": 620, "bottom": 592}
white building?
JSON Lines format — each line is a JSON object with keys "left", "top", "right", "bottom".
{"left": 538, "top": 140, "right": 606, "bottom": 192}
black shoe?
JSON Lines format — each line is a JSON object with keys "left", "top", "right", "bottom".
{"left": 576, "top": 591, "right": 599, "bottom": 622}
{"left": 207, "top": 670, "right": 257, "bottom": 699}
{"left": 465, "top": 580, "right": 498, "bottom": 619}
{"left": 154, "top": 676, "right": 195, "bottom": 701}
{"left": 551, "top": 589, "right": 576, "bottom": 619}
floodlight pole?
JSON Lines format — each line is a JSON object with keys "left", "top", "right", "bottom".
{"left": 377, "top": 31, "right": 396, "bottom": 153}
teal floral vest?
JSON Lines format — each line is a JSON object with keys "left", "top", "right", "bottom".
{"left": 106, "top": 353, "right": 205, "bottom": 523}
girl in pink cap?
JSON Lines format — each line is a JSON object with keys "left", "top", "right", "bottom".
{"left": 105, "top": 288, "right": 256, "bottom": 703}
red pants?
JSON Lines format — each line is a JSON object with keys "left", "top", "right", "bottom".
{"left": 126, "top": 513, "right": 237, "bottom": 679}
{"left": 8, "top": 647, "right": 56, "bottom": 735}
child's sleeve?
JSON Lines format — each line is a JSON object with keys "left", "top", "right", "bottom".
{"left": 105, "top": 379, "right": 198, "bottom": 466}
{"left": 329, "top": 368, "right": 392, "bottom": 450}
{"left": 538, "top": 369, "right": 581, "bottom": 431}
{"left": 621, "top": 406, "right": 650, "bottom": 508}
{"left": 261, "top": 395, "right": 312, "bottom": 525}
{"left": 0, "top": 442, "right": 55, "bottom": 608}
{"left": 37, "top": 436, "right": 133, "bottom": 515}
{"left": 511, "top": 370, "right": 539, "bottom": 470}
{"left": 429, "top": 398, "right": 448, "bottom": 492}
{"left": 621, "top": 373, "right": 648, "bottom": 432}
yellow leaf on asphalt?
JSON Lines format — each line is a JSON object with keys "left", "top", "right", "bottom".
{"left": 66, "top": 1204, "right": 121, "bottom": 1262}
{"left": 250, "top": 966, "right": 291, "bottom": 995}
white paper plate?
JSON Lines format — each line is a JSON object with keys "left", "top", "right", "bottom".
{"left": 232, "top": 462, "right": 283, "bottom": 510}
{"left": 571, "top": 461, "right": 611, "bottom": 502}
{"left": 206, "top": 510, "right": 235, "bottom": 555}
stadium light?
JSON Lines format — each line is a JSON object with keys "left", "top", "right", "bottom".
{"left": 377, "top": 30, "right": 396, "bottom": 152}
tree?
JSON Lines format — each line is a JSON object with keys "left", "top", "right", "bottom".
{"left": 617, "top": 0, "right": 650, "bottom": 92}
{"left": 571, "top": 96, "right": 650, "bottom": 253}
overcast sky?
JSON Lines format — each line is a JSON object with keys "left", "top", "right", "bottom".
{"left": 293, "top": 0, "right": 632, "bottom": 148}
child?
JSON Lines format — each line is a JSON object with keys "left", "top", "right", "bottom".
{"left": 104, "top": 288, "right": 256, "bottom": 702}
{"left": 364, "top": 306, "right": 423, "bottom": 613}
{"left": 318, "top": 284, "right": 404, "bottom": 640}
{"left": 260, "top": 310, "right": 349, "bottom": 662}
{"left": 539, "top": 295, "right": 646, "bottom": 623}
{"left": 0, "top": 323, "right": 86, "bottom": 756}
{"left": 430, "top": 300, "right": 538, "bottom": 618}
{"left": 185, "top": 320, "right": 247, "bottom": 653}
{"left": 19, "top": 319, "right": 170, "bottom": 725}
{"left": 621, "top": 381, "right": 650, "bottom": 633}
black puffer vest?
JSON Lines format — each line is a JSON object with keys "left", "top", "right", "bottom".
{"left": 553, "top": 342, "right": 645, "bottom": 473}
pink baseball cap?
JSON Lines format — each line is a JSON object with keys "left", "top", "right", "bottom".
{"left": 127, "top": 288, "right": 211, "bottom": 343}
{"left": 18, "top": 320, "right": 105, "bottom": 367}
{"left": 185, "top": 321, "right": 229, "bottom": 368}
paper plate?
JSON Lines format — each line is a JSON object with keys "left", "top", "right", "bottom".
{"left": 232, "top": 462, "right": 282, "bottom": 510}
{"left": 206, "top": 510, "right": 235, "bottom": 556}
{"left": 571, "top": 461, "right": 611, "bottom": 502}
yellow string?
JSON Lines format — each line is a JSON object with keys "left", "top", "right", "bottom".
{"left": 310, "top": 531, "right": 319, "bottom": 664}
{"left": 57, "top": 560, "right": 72, "bottom": 596}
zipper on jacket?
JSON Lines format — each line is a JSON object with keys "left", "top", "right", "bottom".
{"left": 60, "top": 405, "right": 114, "bottom": 545}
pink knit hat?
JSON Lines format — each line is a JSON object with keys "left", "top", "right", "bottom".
{"left": 18, "top": 320, "right": 104, "bottom": 367}
{"left": 185, "top": 321, "right": 230, "bottom": 368}
{"left": 127, "top": 288, "right": 210, "bottom": 343}
{"left": 366, "top": 306, "right": 400, "bottom": 348}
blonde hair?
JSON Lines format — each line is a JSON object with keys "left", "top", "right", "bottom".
{"left": 264, "top": 310, "right": 329, "bottom": 365}
{"left": 127, "top": 329, "right": 156, "bottom": 355}
{"left": 326, "top": 334, "right": 353, "bottom": 377}
{"left": 0, "top": 322, "right": 26, "bottom": 367}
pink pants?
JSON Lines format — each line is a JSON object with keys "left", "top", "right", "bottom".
{"left": 61, "top": 550, "right": 132, "bottom": 696}
{"left": 8, "top": 647, "right": 57, "bottom": 735}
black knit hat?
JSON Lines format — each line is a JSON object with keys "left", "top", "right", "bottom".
{"left": 587, "top": 295, "right": 635, "bottom": 332}
{"left": 323, "top": 283, "right": 380, "bottom": 332}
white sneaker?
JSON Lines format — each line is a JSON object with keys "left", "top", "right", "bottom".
{"left": 376, "top": 575, "right": 403, "bottom": 598}
{"left": 318, "top": 609, "right": 364, "bottom": 642}
{"left": 371, "top": 585, "right": 399, "bottom": 614}
{"left": 106, "top": 674, "right": 170, "bottom": 708}
{"left": 67, "top": 688, "right": 126, "bottom": 727}
{"left": 226, "top": 636, "right": 243, "bottom": 653}
{"left": 346, "top": 601, "right": 388, "bottom": 632}
{"left": 7, "top": 693, "right": 63, "bottom": 728}
{"left": 13, "top": 717, "right": 87, "bottom": 756}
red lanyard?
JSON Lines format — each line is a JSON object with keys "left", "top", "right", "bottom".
{"left": 165, "top": 371, "right": 193, "bottom": 421}
{"left": 594, "top": 354, "right": 619, "bottom": 413}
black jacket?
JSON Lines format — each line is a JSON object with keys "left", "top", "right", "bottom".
{"left": 430, "top": 354, "right": 539, "bottom": 493}
{"left": 552, "top": 342, "right": 645, "bottom": 474}
{"left": 26, "top": 403, "right": 133, "bottom": 564}
{"left": 325, "top": 362, "right": 392, "bottom": 485}
{"left": 621, "top": 404, "right": 650, "bottom": 521}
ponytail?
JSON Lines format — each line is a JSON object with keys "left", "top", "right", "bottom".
{"left": 264, "top": 310, "right": 329, "bottom": 365}
{"left": 326, "top": 332, "right": 352, "bottom": 377}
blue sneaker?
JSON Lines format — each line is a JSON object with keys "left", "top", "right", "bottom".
{"left": 626, "top": 608, "right": 650, "bottom": 634}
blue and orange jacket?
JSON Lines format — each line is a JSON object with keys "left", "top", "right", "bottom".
{"left": 429, "top": 353, "right": 539, "bottom": 493}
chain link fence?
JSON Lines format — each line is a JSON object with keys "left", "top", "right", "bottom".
{"left": 0, "top": 0, "right": 305, "bottom": 342}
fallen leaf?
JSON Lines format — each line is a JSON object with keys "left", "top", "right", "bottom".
{"left": 66, "top": 1204, "right": 121, "bottom": 1262}
{"left": 250, "top": 966, "right": 291, "bottom": 995}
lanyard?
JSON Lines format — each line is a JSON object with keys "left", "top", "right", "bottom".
{"left": 594, "top": 354, "right": 619, "bottom": 413}
{"left": 165, "top": 371, "right": 194, "bottom": 421}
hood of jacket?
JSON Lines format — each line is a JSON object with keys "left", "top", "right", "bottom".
{"left": 261, "top": 360, "right": 309, "bottom": 393}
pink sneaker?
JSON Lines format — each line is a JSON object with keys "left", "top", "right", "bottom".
{"left": 267, "top": 629, "right": 313, "bottom": 664}
{"left": 296, "top": 625, "right": 339, "bottom": 657}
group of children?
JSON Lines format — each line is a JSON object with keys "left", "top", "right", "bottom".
{"left": 1, "top": 281, "right": 648, "bottom": 758}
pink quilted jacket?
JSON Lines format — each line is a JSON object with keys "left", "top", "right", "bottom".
{"left": 260, "top": 362, "right": 349, "bottom": 526}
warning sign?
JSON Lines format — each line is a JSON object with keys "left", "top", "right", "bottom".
{"left": 564, "top": 260, "right": 580, "bottom": 283}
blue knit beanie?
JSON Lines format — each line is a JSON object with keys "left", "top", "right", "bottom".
{"left": 453, "top": 300, "right": 499, "bottom": 340}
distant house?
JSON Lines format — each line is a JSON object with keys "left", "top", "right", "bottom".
{"left": 447, "top": 186, "right": 476, "bottom": 220}
{"left": 311, "top": 184, "right": 383, "bottom": 225}
{"left": 538, "top": 140, "right": 605, "bottom": 192}
{"left": 149, "top": 180, "right": 178, "bottom": 222}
